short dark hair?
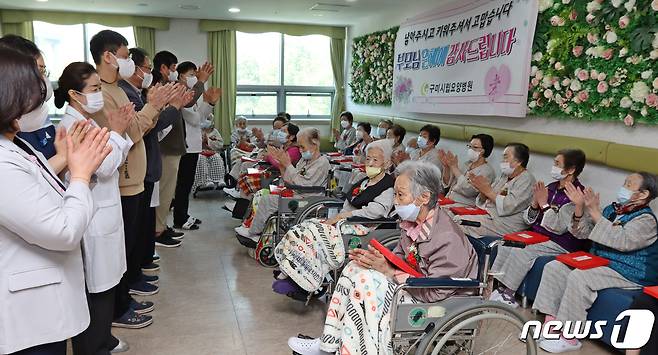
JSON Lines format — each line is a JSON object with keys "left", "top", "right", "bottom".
{"left": 557, "top": 148, "right": 586, "bottom": 177}
{"left": 152, "top": 50, "right": 178, "bottom": 83}
{"left": 506, "top": 142, "right": 530, "bottom": 168}
{"left": 129, "top": 47, "right": 149, "bottom": 67}
{"left": 340, "top": 111, "right": 353, "bottom": 124}
{"left": 357, "top": 122, "right": 371, "bottom": 135}
{"left": 638, "top": 172, "right": 658, "bottom": 201}
{"left": 286, "top": 123, "right": 300, "bottom": 142}
{"left": 53, "top": 62, "right": 97, "bottom": 109}
{"left": 471, "top": 134, "right": 494, "bottom": 158}
{"left": 420, "top": 124, "right": 441, "bottom": 145}
{"left": 0, "top": 35, "right": 41, "bottom": 59}
{"left": 379, "top": 119, "right": 393, "bottom": 129}
{"left": 273, "top": 116, "right": 287, "bottom": 126}
{"left": 277, "top": 112, "right": 291, "bottom": 121}
{"left": 176, "top": 61, "right": 197, "bottom": 75}
{"left": 0, "top": 48, "right": 46, "bottom": 133}
{"left": 89, "top": 30, "right": 128, "bottom": 64}
{"left": 389, "top": 124, "right": 406, "bottom": 145}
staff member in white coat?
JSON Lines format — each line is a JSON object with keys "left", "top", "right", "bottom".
{"left": 0, "top": 48, "right": 112, "bottom": 355}
{"left": 55, "top": 62, "right": 135, "bottom": 355}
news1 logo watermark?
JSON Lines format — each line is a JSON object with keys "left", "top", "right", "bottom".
{"left": 520, "top": 310, "right": 655, "bottom": 349}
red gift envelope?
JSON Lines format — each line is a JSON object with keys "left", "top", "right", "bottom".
{"left": 643, "top": 286, "right": 658, "bottom": 299}
{"left": 351, "top": 163, "right": 366, "bottom": 172}
{"left": 439, "top": 197, "right": 456, "bottom": 206}
{"left": 269, "top": 185, "right": 283, "bottom": 194}
{"left": 556, "top": 251, "right": 609, "bottom": 270}
{"left": 369, "top": 239, "right": 423, "bottom": 278}
{"left": 246, "top": 168, "right": 264, "bottom": 176}
{"left": 449, "top": 206, "right": 488, "bottom": 216}
{"left": 327, "top": 152, "right": 342, "bottom": 157}
{"left": 241, "top": 156, "right": 259, "bottom": 163}
{"left": 504, "top": 231, "right": 550, "bottom": 245}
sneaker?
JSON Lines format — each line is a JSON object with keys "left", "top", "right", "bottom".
{"left": 112, "top": 310, "right": 153, "bottom": 329}
{"left": 155, "top": 236, "right": 182, "bottom": 248}
{"left": 142, "top": 262, "right": 160, "bottom": 272}
{"left": 129, "top": 280, "right": 159, "bottom": 296}
{"left": 224, "top": 187, "right": 241, "bottom": 199}
{"left": 152, "top": 252, "right": 161, "bottom": 263}
{"left": 539, "top": 338, "right": 582, "bottom": 353}
{"left": 234, "top": 225, "right": 250, "bottom": 238}
{"left": 130, "top": 299, "right": 155, "bottom": 314}
{"left": 189, "top": 216, "right": 202, "bottom": 225}
{"left": 143, "top": 274, "right": 159, "bottom": 285}
{"left": 287, "top": 337, "right": 333, "bottom": 355}
{"left": 173, "top": 219, "right": 199, "bottom": 230}
{"left": 163, "top": 227, "right": 184, "bottom": 238}
{"left": 224, "top": 200, "right": 237, "bottom": 212}
{"left": 110, "top": 338, "right": 130, "bottom": 353}
{"left": 170, "top": 232, "right": 185, "bottom": 241}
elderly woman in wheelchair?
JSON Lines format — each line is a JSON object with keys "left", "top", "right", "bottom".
{"left": 286, "top": 161, "right": 523, "bottom": 355}
{"left": 234, "top": 127, "right": 330, "bottom": 249}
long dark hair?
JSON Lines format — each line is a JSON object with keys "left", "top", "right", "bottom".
{"left": 54, "top": 62, "right": 97, "bottom": 109}
{"left": 152, "top": 50, "right": 178, "bottom": 84}
{"left": 0, "top": 48, "right": 46, "bottom": 133}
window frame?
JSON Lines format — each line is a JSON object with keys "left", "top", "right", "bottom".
{"left": 236, "top": 33, "right": 335, "bottom": 121}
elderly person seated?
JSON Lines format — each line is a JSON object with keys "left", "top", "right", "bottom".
{"left": 439, "top": 134, "right": 496, "bottom": 206}
{"left": 234, "top": 127, "right": 330, "bottom": 246}
{"left": 350, "top": 122, "right": 373, "bottom": 162}
{"left": 386, "top": 123, "right": 406, "bottom": 159}
{"left": 193, "top": 120, "right": 226, "bottom": 191}
{"left": 287, "top": 161, "right": 478, "bottom": 355}
{"left": 489, "top": 149, "right": 590, "bottom": 308}
{"left": 392, "top": 124, "right": 441, "bottom": 167}
{"left": 532, "top": 172, "right": 658, "bottom": 353}
{"left": 332, "top": 111, "right": 357, "bottom": 155}
{"left": 371, "top": 119, "right": 393, "bottom": 140}
{"left": 459, "top": 143, "right": 536, "bottom": 238}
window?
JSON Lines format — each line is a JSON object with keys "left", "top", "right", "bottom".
{"left": 236, "top": 32, "right": 335, "bottom": 120}
{"left": 33, "top": 21, "right": 135, "bottom": 116}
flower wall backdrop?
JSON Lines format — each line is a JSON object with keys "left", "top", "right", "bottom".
{"left": 350, "top": 1, "right": 658, "bottom": 125}
{"left": 349, "top": 26, "right": 398, "bottom": 105}
{"left": 530, "top": 0, "right": 658, "bottom": 125}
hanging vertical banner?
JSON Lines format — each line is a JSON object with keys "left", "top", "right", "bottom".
{"left": 392, "top": 0, "right": 538, "bottom": 117}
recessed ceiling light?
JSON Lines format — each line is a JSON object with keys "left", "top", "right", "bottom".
{"left": 36, "top": 0, "right": 49, "bottom": 2}
{"left": 179, "top": 4, "right": 200, "bottom": 10}
{"left": 228, "top": 7, "right": 240, "bottom": 13}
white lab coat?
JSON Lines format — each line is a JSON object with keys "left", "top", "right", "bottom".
{"left": 0, "top": 135, "right": 93, "bottom": 354}
{"left": 183, "top": 98, "right": 214, "bottom": 154}
{"left": 59, "top": 106, "right": 132, "bottom": 293}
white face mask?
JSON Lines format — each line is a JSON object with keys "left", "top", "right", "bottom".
{"left": 17, "top": 104, "right": 49, "bottom": 132}
{"left": 372, "top": 127, "right": 383, "bottom": 138}
{"left": 340, "top": 120, "right": 349, "bottom": 129}
{"left": 466, "top": 148, "right": 480, "bottom": 162}
{"left": 405, "top": 146, "right": 416, "bottom": 155}
{"left": 139, "top": 68, "right": 153, "bottom": 89}
{"left": 417, "top": 136, "right": 428, "bottom": 149}
{"left": 112, "top": 53, "right": 136, "bottom": 79}
{"left": 395, "top": 202, "right": 421, "bottom": 221}
{"left": 44, "top": 78, "right": 54, "bottom": 102}
{"left": 500, "top": 162, "right": 515, "bottom": 176}
{"left": 185, "top": 75, "right": 198, "bottom": 89}
{"left": 168, "top": 70, "right": 179, "bottom": 82}
{"left": 78, "top": 91, "right": 105, "bottom": 114}
{"left": 550, "top": 166, "right": 566, "bottom": 181}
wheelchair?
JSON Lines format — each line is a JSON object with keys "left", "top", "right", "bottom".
{"left": 386, "top": 221, "right": 537, "bottom": 355}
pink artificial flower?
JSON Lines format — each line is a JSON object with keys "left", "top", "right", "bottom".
{"left": 565, "top": 90, "right": 574, "bottom": 99}
{"left": 652, "top": 0, "right": 658, "bottom": 11}
{"left": 572, "top": 46, "right": 584, "bottom": 57}
{"left": 569, "top": 10, "right": 578, "bottom": 21}
{"left": 577, "top": 90, "right": 589, "bottom": 102}
{"left": 587, "top": 33, "right": 598, "bottom": 44}
{"left": 597, "top": 72, "right": 607, "bottom": 81}
{"left": 619, "top": 15, "right": 630, "bottom": 29}
{"left": 577, "top": 70, "right": 589, "bottom": 81}
{"left": 647, "top": 93, "right": 658, "bottom": 108}
{"left": 531, "top": 78, "right": 540, "bottom": 87}
{"left": 544, "top": 89, "right": 554, "bottom": 99}
{"left": 602, "top": 48, "right": 614, "bottom": 60}
{"left": 624, "top": 114, "right": 635, "bottom": 126}
{"left": 597, "top": 81, "right": 609, "bottom": 93}
{"left": 590, "top": 69, "right": 599, "bottom": 78}
{"left": 586, "top": 14, "right": 596, "bottom": 24}
{"left": 533, "top": 91, "right": 540, "bottom": 99}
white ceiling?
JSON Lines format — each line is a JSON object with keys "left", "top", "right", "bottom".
{"left": 0, "top": 0, "right": 441, "bottom": 26}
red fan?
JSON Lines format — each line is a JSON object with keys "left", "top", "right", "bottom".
{"left": 643, "top": 286, "right": 658, "bottom": 300}
{"left": 369, "top": 239, "right": 423, "bottom": 278}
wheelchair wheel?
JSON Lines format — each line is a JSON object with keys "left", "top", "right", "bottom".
{"left": 416, "top": 301, "right": 536, "bottom": 355}
{"left": 257, "top": 246, "right": 277, "bottom": 267}
{"left": 292, "top": 198, "right": 344, "bottom": 225}
{"left": 255, "top": 217, "right": 278, "bottom": 268}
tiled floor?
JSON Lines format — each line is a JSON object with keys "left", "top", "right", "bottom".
{"left": 112, "top": 193, "right": 616, "bottom": 355}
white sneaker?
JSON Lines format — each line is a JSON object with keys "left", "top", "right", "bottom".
{"left": 224, "top": 200, "right": 237, "bottom": 212}
{"left": 224, "top": 187, "right": 241, "bottom": 199}
{"left": 111, "top": 338, "right": 130, "bottom": 353}
{"left": 539, "top": 338, "right": 582, "bottom": 353}
{"left": 287, "top": 337, "right": 333, "bottom": 355}
{"left": 234, "top": 225, "right": 250, "bottom": 238}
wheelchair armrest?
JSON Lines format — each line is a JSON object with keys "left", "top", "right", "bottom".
{"left": 284, "top": 183, "right": 326, "bottom": 194}
{"left": 405, "top": 277, "right": 481, "bottom": 288}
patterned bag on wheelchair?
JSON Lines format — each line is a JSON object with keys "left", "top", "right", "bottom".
{"left": 237, "top": 170, "right": 273, "bottom": 195}
{"left": 274, "top": 220, "right": 345, "bottom": 292}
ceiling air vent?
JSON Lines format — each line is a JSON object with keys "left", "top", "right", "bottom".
{"left": 310, "top": 3, "right": 351, "bottom": 12}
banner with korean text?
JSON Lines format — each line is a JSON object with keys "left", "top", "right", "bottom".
{"left": 392, "top": 0, "right": 538, "bottom": 117}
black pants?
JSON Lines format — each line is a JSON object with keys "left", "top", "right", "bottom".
{"left": 140, "top": 181, "right": 156, "bottom": 267}
{"left": 630, "top": 293, "right": 658, "bottom": 355}
{"left": 72, "top": 287, "right": 116, "bottom": 355}
{"left": 10, "top": 342, "right": 65, "bottom": 355}
{"left": 114, "top": 192, "right": 143, "bottom": 318}
{"left": 173, "top": 153, "right": 199, "bottom": 226}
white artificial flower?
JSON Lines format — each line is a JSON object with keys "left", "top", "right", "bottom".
{"left": 619, "top": 47, "right": 628, "bottom": 57}
{"left": 641, "top": 106, "right": 648, "bottom": 117}
{"left": 611, "top": 0, "right": 624, "bottom": 8}
{"left": 641, "top": 70, "right": 653, "bottom": 79}
{"left": 544, "top": 89, "right": 554, "bottom": 98}
{"left": 531, "top": 66, "right": 538, "bottom": 76}
{"left": 605, "top": 31, "right": 618, "bottom": 44}
{"left": 562, "top": 0, "right": 571, "bottom": 3}
{"left": 547, "top": 39, "right": 558, "bottom": 52}
{"left": 533, "top": 52, "right": 544, "bottom": 61}
{"left": 652, "top": 0, "right": 658, "bottom": 11}
{"left": 653, "top": 77, "right": 658, "bottom": 90}
{"left": 570, "top": 80, "right": 582, "bottom": 91}
{"left": 536, "top": 70, "right": 544, "bottom": 80}
{"left": 586, "top": 1, "right": 601, "bottom": 12}
{"left": 528, "top": 100, "right": 538, "bottom": 108}
{"left": 620, "top": 96, "right": 633, "bottom": 108}
{"left": 539, "top": 0, "right": 554, "bottom": 12}
{"left": 625, "top": 0, "right": 636, "bottom": 12}
{"left": 630, "top": 81, "right": 650, "bottom": 102}
{"left": 653, "top": 33, "right": 658, "bottom": 49}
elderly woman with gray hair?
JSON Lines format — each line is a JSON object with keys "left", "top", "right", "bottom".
{"left": 288, "top": 161, "right": 478, "bottom": 355}
{"left": 234, "top": 127, "right": 330, "bottom": 246}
